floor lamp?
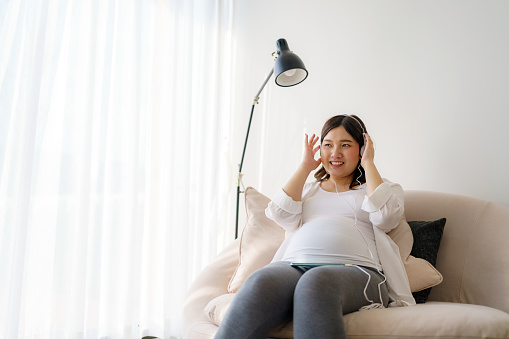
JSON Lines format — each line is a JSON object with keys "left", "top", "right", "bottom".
{"left": 235, "top": 38, "right": 308, "bottom": 239}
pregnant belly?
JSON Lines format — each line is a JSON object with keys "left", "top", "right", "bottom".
{"left": 282, "top": 219, "right": 373, "bottom": 264}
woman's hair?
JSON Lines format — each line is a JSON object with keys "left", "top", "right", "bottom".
{"left": 314, "top": 114, "right": 368, "bottom": 188}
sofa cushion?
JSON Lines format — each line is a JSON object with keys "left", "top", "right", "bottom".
{"left": 228, "top": 187, "right": 442, "bottom": 294}
{"left": 204, "top": 293, "right": 235, "bottom": 326}
{"left": 343, "top": 302, "right": 509, "bottom": 339}
{"left": 408, "top": 218, "right": 447, "bottom": 303}
{"left": 205, "top": 297, "right": 509, "bottom": 339}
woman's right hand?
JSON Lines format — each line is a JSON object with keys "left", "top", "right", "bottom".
{"left": 301, "top": 133, "right": 322, "bottom": 172}
{"left": 282, "top": 133, "right": 321, "bottom": 202}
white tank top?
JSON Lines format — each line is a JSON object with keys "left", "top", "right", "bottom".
{"left": 281, "top": 185, "right": 381, "bottom": 269}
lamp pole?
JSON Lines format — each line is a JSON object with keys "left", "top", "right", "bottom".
{"left": 235, "top": 69, "right": 274, "bottom": 239}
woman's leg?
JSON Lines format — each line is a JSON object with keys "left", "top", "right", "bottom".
{"left": 215, "top": 261, "right": 303, "bottom": 339}
{"left": 293, "top": 265, "right": 389, "bottom": 339}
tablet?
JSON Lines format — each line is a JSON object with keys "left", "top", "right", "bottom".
{"left": 290, "top": 263, "right": 347, "bottom": 267}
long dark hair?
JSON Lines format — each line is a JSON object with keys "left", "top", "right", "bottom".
{"left": 314, "top": 115, "right": 368, "bottom": 189}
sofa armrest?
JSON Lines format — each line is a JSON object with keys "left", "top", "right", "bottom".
{"left": 182, "top": 239, "right": 240, "bottom": 339}
{"left": 405, "top": 190, "right": 509, "bottom": 314}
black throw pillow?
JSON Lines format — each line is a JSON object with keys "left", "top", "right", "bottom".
{"left": 408, "top": 218, "right": 447, "bottom": 303}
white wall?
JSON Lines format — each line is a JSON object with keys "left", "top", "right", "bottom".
{"left": 229, "top": 0, "right": 509, "bottom": 233}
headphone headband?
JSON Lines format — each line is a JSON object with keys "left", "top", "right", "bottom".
{"left": 346, "top": 115, "right": 366, "bottom": 135}
{"left": 345, "top": 115, "right": 366, "bottom": 157}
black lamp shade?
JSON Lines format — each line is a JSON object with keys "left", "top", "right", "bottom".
{"left": 274, "top": 39, "right": 308, "bottom": 87}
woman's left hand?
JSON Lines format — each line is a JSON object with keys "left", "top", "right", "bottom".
{"left": 360, "top": 133, "right": 384, "bottom": 195}
{"left": 360, "top": 133, "right": 375, "bottom": 168}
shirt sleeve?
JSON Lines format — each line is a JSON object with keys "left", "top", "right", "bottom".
{"left": 361, "top": 180, "right": 404, "bottom": 232}
{"left": 265, "top": 188, "right": 302, "bottom": 232}
{"left": 265, "top": 182, "right": 318, "bottom": 232}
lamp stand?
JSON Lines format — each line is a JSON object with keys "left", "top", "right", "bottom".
{"left": 235, "top": 68, "right": 274, "bottom": 239}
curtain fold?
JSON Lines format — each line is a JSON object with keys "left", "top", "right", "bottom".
{"left": 0, "top": 0, "right": 235, "bottom": 338}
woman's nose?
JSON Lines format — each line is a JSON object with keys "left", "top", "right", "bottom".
{"left": 332, "top": 147, "right": 342, "bottom": 157}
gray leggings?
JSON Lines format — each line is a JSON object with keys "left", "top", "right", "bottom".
{"left": 215, "top": 261, "right": 389, "bottom": 339}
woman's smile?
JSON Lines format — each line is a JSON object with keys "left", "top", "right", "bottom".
{"left": 330, "top": 161, "right": 344, "bottom": 167}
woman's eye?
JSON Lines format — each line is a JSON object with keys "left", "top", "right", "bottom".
{"left": 342, "top": 144, "right": 351, "bottom": 147}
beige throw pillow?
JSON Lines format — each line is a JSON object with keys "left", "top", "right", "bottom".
{"left": 227, "top": 187, "right": 285, "bottom": 293}
{"left": 228, "top": 187, "right": 442, "bottom": 294}
{"left": 389, "top": 217, "right": 443, "bottom": 292}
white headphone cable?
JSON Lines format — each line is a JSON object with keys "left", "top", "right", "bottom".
{"left": 331, "top": 178, "right": 386, "bottom": 309}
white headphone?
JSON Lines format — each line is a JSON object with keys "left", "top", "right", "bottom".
{"left": 345, "top": 115, "right": 366, "bottom": 157}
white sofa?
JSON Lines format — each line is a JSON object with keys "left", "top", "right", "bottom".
{"left": 183, "top": 189, "right": 509, "bottom": 338}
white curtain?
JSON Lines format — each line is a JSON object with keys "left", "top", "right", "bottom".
{"left": 0, "top": 0, "right": 235, "bottom": 338}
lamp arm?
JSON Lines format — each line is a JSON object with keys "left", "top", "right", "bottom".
{"left": 254, "top": 68, "right": 274, "bottom": 104}
{"left": 235, "top": 67, "right": 274, "bottom": 239}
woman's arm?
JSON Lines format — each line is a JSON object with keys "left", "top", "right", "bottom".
{"left": 282, "top": 133, "right": 321, "bottom": 201}
{"left": 265, "top": 191, "right": 303, "bottom": 232}
{"left": 362, "top": 180, "right": 405, "bottom": 232}
{"left": 360, "top": 133, "right": 383, "bottom": 196}
{"left": 360, "top": 134, "right": 404, "bottom": 231}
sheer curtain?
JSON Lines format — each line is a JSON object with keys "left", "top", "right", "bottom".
{"left": 0, "top": 0, "right": 235, "bottom": 338}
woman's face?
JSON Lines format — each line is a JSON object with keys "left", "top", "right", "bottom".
{"left": 320, "top": 125, "right": 361, "bottom": 181}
